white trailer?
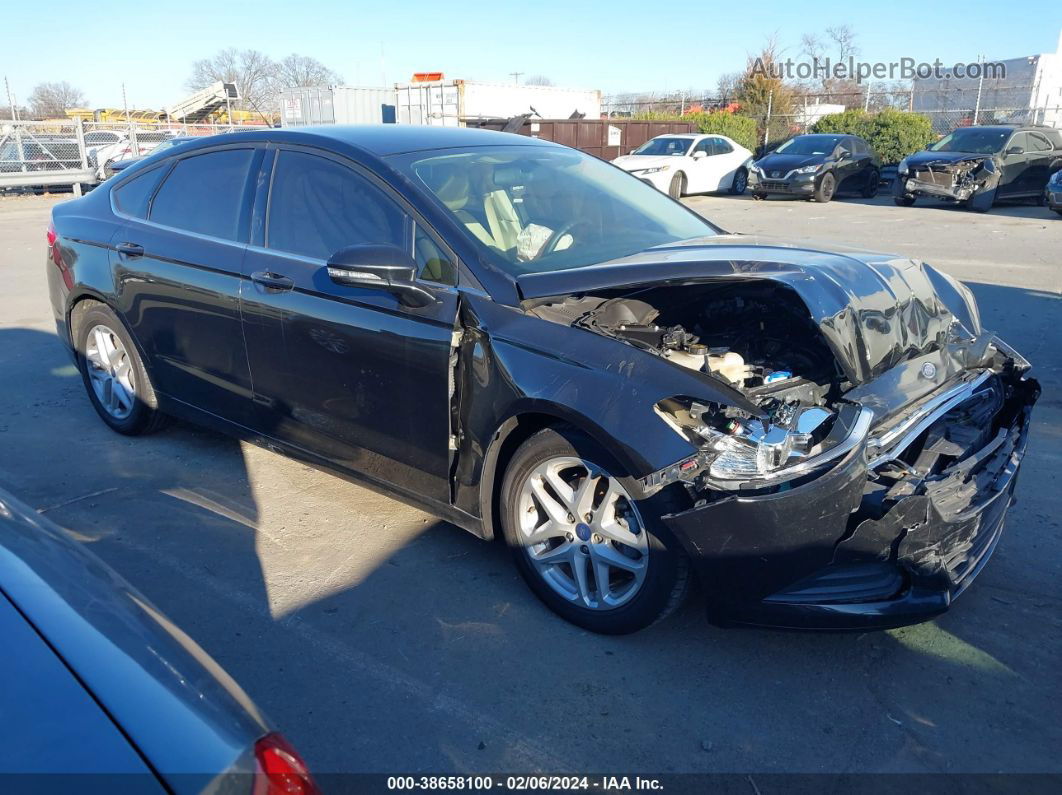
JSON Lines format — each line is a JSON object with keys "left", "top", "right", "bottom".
{"left": 280, "top": 86, "right": 396, "bottom": 126}
{"left": 394, "top": 80, "right": 601, "bottom": 126}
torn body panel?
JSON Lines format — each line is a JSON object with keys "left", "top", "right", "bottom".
{"left": 661, "top": 364, "right": 1038, "bottom": 630}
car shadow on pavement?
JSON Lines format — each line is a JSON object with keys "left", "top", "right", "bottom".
{"left": 2, "top": 278, "right": 1060, "bottom": 776}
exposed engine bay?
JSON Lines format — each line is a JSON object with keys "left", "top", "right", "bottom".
{"left": 527, "top": 279, "right": 1035, "bottom": 504}
{"left": 903, "top": 158, "right": 998, "bottom": 202}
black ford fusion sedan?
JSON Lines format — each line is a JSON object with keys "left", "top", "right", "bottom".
{"left": 47, "top": 126, "right": 1038, "bottom": 634}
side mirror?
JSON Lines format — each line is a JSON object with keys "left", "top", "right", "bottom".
{"left": 691, "top": 150, "right": 707, "bottom": 160}
{"left": 1005, "top": 145, "right": 1024, "bottom": 156}
{"left": 326, "top": 244, "right": 433, "bottom": 308}
{"left": 628, "top": 149, "right": 636, "bottom": 155}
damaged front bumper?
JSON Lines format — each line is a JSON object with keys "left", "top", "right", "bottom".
{"left": 661, "top": 365, "right": 1039, "bottom": 630}
{"left": 895, "top": 159, "right": 1000, "bottom": 204}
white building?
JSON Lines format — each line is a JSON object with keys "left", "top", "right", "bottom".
{"left": 912, "top": 29, "right": 1062, "bottom": 130}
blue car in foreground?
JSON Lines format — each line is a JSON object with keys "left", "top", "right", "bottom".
{"left": 0, "top": 485, "right": 318, "bottom": 792}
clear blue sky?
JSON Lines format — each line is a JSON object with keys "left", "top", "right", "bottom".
{"left": 4, "top": 0, "right": 1061, "bottom": 109}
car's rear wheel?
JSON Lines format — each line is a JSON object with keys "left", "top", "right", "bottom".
{"left": 894, "top": 195, "right": 916, "bottom": 207}
{"left": 668, "top": 172, "right": 686, "bottom": 199}
{"left": 500, "top": 427, "right": 689, "bottom": 634}
{"left": 862, "top": 169, "right": 880, "bottom": 198}
{"left": 730, "top": 168, "right": 748, "bottom": 195}
{"left": 72, "top": 301, "right": 166, "bottom": 435}
{"left": 813, "top": 172, "right": 836, "bottom": 203}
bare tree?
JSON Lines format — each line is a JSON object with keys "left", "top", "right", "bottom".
{"left": 274, "top": 54, "right": 342, "bottom": 88}
{"left": 187, "top": 48, "right": 278, "bottom": 113}
{"left": 715, "top": 71, "right": 742, "bottom": 102}
{"left": 27, "top": 81, "right": 87, "bottom": 119}
{"left": 524, "top": 75, "right": 553, "bottom": 86}
{"left": 800, "top": 25, "right": 862, "bottom": 101}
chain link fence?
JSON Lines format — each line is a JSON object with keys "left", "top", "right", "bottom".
{"left": 0, "top": 118, "right": 253, "bottom": 193}
{"left": 603, "top": 85, "right": 1062, "bottom": 154}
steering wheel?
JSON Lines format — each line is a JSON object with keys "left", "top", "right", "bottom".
{"left": 540, "top": 219, "right": 590, "bottom": 256}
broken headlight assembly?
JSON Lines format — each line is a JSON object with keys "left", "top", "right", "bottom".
{"left": 653, "top": 398, "right": 873, "bottom": 491}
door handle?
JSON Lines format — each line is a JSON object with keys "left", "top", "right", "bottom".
{"left": 250, "top": 270, "right": 294, "bottom": 291}
{"left": 116, "top": 242, "right": 144, "bottom": 257}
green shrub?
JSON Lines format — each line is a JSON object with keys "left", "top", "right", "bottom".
{"left": 811, "top": 108, "right": 874, "bottom": 140}
{"left": 868, "top": 109, "right": 934, "bottom": 165}
{"left": 811, "top": 108, "right": 934, "bottom": 164}
{"left": 687, "top": 111, "right": 759, "bottom": 153}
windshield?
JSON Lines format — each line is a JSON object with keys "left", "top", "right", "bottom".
{"left": 631, "top": 137, "right": 694, "bottom": 156}
{"left": 929, "top": 128, "right": 1009, "bottom": 154}
{"left": 389, "top": 145, "right": 718, "bottom": 275}
{"left": 775, "top": 135, "right": 841, "bottom": 156}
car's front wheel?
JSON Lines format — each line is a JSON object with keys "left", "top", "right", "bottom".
{"left": 72, "top": 301, "right": 167, "bottom": 435}
{"left": 500, "top": 427, "right": 689, "bottom": 634}
{"left": 813, "top": 172, "right": 836, "bottom": 203}
{"left": 668, "top": 172, "right": 686, "bottom": 199}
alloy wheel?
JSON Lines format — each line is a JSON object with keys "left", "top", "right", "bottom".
{"left": 84, "top": 324, "right": 136, "bottom": 420}
{"left": 515, "top": 456, "right": 649, "bottom": 610}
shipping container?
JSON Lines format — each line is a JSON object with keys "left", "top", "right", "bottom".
{"left": 394, "top": 80, "right": 601, "bottom": 127}
{"left": 280, "top": 86, "right": 396, "bottom": 127}
{"left": 472, "top": 118, "right": 698, "bottom": 160}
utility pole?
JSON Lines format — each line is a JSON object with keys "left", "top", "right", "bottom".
{"left": 972, "top": 54, "right": 984, "bottom": 125}
{"left": 510, "top": 72, "right": 524, "bottom": 85}
{"left": 4, "top": 75, "right": 17, "bottom": 121}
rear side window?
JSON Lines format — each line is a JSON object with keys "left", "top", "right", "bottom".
{"left": 1028, "top": 133, "right": 1052, "bottom": 152}
{"left": 112, "top": 165, "right": 166, "bottom": 218}
{"left": 266, "top": 150, "right": 407, "bottom": 260}
{"left": 150, "top": 149, "right": 254, "bottom": 240}
{"left": 712, "top": 137, "right": 733, "bottom": 154}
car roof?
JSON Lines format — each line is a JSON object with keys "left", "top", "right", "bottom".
{"left": 271, "top": 124, "right": 557, "bottom": 156}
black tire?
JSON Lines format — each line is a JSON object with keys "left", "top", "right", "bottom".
{"left": 499, "top": 427, "right": 690, "bottom": 634}
{"left": 751, "top": 192, "right": 767, "bottom": 201}
{"left": 729, "top": 168, "right": 748, "bottom": 195}
{"left": 894, "top": 195, "right": 916, "bottom": 207}
{"left": 861, "top": 169, "right": 880, "bottom": 198}
{"left": 71, "top": 300, "right": 167, "bottom": 435}
{"left": 668, "top": 172, "right": 686, "bottom": 199}
{"left": 813, "top": 171, "right": 836, "bottom": 203}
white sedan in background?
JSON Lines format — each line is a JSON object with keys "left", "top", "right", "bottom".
{"left": 613, "top": 134, "right": 753, "bottom": 198}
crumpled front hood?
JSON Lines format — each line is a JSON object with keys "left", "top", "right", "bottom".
{"left": 906, "top": 150, "right": 992, "bottom": 169}
{"left": 517, "top": 235, "right": 981, "bottom": 385}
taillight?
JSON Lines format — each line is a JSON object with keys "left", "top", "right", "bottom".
{"left": 48, "top": 221, "right": 73, "bottom": 289}
{"left": 253, "top": 733, "right": 319, "bottom": 795}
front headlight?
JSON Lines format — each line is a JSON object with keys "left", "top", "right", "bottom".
{"left": 793, "top": 164, "right": 821, "bottom": 175}
{"left": 654, "top": 398, "right": 872, "bottom": 489}
{"left": 1050, "top": 169, "right": 1062, "bottom": 186}
{"left": 747, "top": 163, "right": 761, "bottom": 175}
{"left": 638, "top": 165, "right": 671, "bottom": 175}
{"left": 897, "top": 157, "right": 909, "bottom": 175}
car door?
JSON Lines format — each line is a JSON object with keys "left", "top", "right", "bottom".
{"left": 239, "top": 146, "right": 459, "bottom": 502}
{"left": 686, "top": 137, "right": 714, "bottom": 192}
{"left": 999, "top": 132, "right": 1033, "bottom": 196}
{"left": 111, "top": 144, "right": 261, "bottom": 425}
{"left": 1023, "top": 131, "right": 1054, "bottom": 193}
{"left": 832, "top": 138, "right": 860, "bottom": 191}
